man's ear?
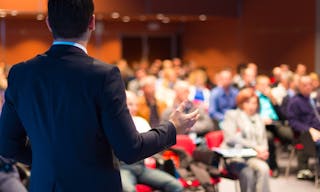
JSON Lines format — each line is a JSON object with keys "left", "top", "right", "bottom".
{"left": 88, "top": 15, "right": 95, "bottom": 31}
{"left": 46, "top": 17, "right": 52, "bottom": 32}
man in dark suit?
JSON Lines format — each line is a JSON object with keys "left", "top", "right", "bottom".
{"left": 0, "top": 0, "right": 199, "bottom": 191}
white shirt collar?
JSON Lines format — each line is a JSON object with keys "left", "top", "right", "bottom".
{"left": 53, "top": 41, "right": 88, "bottom": 54}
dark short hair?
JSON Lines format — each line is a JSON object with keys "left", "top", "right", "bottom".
{"left": 48, "top": 0, "right": 94, "bottom": 38}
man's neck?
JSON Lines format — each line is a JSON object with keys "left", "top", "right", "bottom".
{"left": 54, "top": 38, "right": 88, "bottom": 48}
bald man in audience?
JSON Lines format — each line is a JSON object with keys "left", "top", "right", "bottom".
{"left": 287, "top": 75, "right": 320, "bottom": 180}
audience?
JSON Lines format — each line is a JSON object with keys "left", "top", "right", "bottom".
{"left": 155, "top": 67, "right": 177, "bottom": 107}
{"left": 208, "top": 69, "right": 239, "bottom": 127}
{"left": 137, "top": 75, "right": 167, "bottom": 128}
{"left": 271, "top": 72, "right": 292, "bottom": 106}
{"left": 287, "top": 75, "right": 320, "bottom": 180}
{"left": 120, "top": 91, "right": 183, "bottom": 192}
{"left": 221, "top": 88, "right": 270, "bottom": 192}
{"left": 127, "top": 68, "right": 147, "bottom": 95}
{"left": 161, "top": 81, "right": 214, "bottom": 138}
{"left": 237, "top": 66, "right": 257, "bottom": 90}
{"left": 255, "top": 75, "right": 294, "bottom": 177}
{"left": 188, "top": 69, "right": 211, "bottom": 110}
{"left": 295, "top": 63, "right": 307, "bottom": 76}
{"left": 1, "top": 55, "right": 319, "bottom": 191}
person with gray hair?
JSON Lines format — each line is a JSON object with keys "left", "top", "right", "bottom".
{"left": 162, "top": 81, "right": 214, "bottom": 137}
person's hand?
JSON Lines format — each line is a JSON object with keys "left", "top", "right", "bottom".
{"left": 262, "top": 118, "right": 273, "bottom": 125}
{"left": 255, "top": 147, "right": 269, "bottom": 160}
{"left": 169, "top": 101, "right": 200, "bottom": 134}
{"left": 309, "top": 127, "right": 320, "bottom": 142}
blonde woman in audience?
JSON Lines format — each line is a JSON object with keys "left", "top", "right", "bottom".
{"left": 188, "top": 69, "right": 211, "bottom": 110}
{"left": 222, "top": 88, "right": 270, "bottom": 192}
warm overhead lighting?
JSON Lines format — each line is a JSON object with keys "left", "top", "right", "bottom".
{"left": 156, "top": 13, "right": 164, "bottom": 20}
{"left": 10, "top": 10, "right": 18, "bottom": 16}
{"left": 36, "top": 13, "right": 45, "bottom": 21}
{"left": 0, "top": 11, "right": 7, "bottom": 18}
{"left": 180, "top": 16, "right": 187, "bottom": 22}
{"left": 111, "top": 12, "right": 120, "bottom": 19}
{"left": 122, "top": 16, "right": 130, "bottom": 23}
{"left": 139, "top": 15, "right": 146, "bottom": 21}
{"left": 162, "top": 17, "right": 170, "bottom": 24}
{"left": 199, "top": 14, "right": 207, "bottom": 21}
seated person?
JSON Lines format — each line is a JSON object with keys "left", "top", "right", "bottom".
{"left": 287, "top": 75, "right": 320, "bottom": 180}
{"left": 120, "top": 91, "right": 183, "bottom": 192}
{"left": 187, "top": 69, "right": 211, "bottom": 111}
{"left": 137, "top": 75, "right": 167, "bottom": 128}
{"left": 0, "top": 156, "right": 27, "bottom": 192}
{"left": 221, "top": 88, "right": 270, "bottom": 192}
{"left": 255, "top": 75, "right": 293, "bottom": 176}
{"left": 209, "top": 69, "right": 238, "bottom": 127}
{"left": 161, "top": 81, "right": 214, "bottom": 140}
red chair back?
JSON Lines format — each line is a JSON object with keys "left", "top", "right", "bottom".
{"left": 205, "top": 130, "right": 224, "bottom": 149}
{"left": 172, "top": 135, "right": 196, "bottom": 156}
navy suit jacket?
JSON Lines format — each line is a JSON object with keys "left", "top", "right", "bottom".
{"left": 0, "top": 45, "right": 176, "bottom": 192}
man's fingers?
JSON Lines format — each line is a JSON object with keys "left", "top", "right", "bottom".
{"left": 176, "top": 101, "right": 187, "bottom": 113}
{"left": 185, "top": 109, "right": 199, "bottom": 119}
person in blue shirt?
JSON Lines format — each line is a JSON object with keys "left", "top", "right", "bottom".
{"left": 209, "top": 69, "right": 238, "bottom": 127}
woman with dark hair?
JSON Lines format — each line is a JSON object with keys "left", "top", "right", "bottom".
{"left": 221, "top": 88, "right": 270, "bottom": 192}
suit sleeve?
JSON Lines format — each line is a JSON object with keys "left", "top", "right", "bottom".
{"left": 100, "top": 67, "right": 176, "bottom": 164}
{"left": 0, "top": 66, "right": 31, "bottom": 165}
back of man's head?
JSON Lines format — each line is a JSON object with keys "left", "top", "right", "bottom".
{"left": 48, "top": 0, "right": 94, "bottom": 39}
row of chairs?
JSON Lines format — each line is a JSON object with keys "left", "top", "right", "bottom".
{"left": 136, "top": 130, "right": 238, "bottom": 192}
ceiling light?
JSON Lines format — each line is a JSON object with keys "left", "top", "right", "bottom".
{"left": 199, "top": 14, "right": 207, "bottom": 21}
{"left": 111, "top": 12, "right": 120, "bottom": 19}
{"left": 36, "top": 13, "right": 45, "bottom": 21}
{"left": 10, "top": 10, "right": 18, "bottom": 16}
{"left": 0, "top": 11, "right": 7, "bottom": 18}
{"left": 162, "top": 17, "right": 170, "bottom": 24}
{"left": 122, "top": 16, "right": 130, "bottom": 23}
{"left": 156, "top": 13, "right": 164, "bottom": 20}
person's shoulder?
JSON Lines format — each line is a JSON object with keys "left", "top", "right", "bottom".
{"left": 210, "top": 86, "right": 222, "bottom": 95}
{"left": 224, "top": 109, "right": 239, "bottom": 118}
{"left": 88, "top": 57, "right": 116, "bottom": 72}
{"left": 290, "top": 94, "right": 303, "bottom": 102}
{"left": 9, "top": 54, "right": 45, "bottom": 74}
{"left": 231, "top": 86, "right": 239, "bottom": 93}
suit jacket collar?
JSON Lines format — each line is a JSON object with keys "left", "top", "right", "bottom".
{"left": 45, "top": 44, "right": 88, "bottom": 58}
